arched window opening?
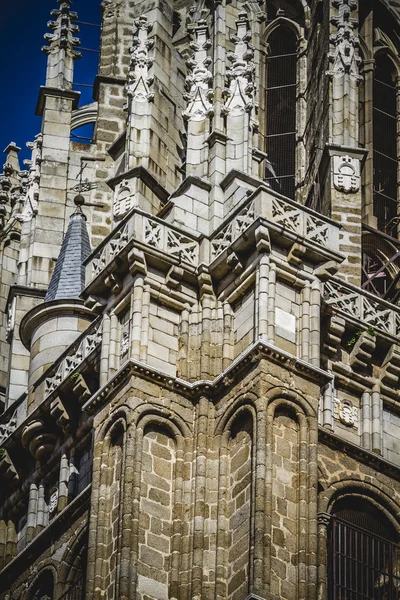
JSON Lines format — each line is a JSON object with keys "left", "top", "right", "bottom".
{"left": 70, "top": 123, "right": 95, "bottom": 145}
{"left": 266, "top": 0, "right": 305, "bottom": 27}
{"left": 265, "top": 27, "right": 297, "bottom": 200}
{"left": 30, "top": 570, "right": 54, "bottom": 600}
{"left": 373, "top": 54, "right": 397, "bottom": 233}
{"left": 361, "top": 51, "right": 400, "bottom": 301}
{"left": 329, "top": 497, "right": 400, "bottom": 600}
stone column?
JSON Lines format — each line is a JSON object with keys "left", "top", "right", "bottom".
{"left": 322, "top": 379, "right": 334, "bottom": 430}
{"left": 361, "top": 390, "right": 372, "bottom": 450}
{"left": 100, "top": 314, "right": 111, "bottom": 387}
{"left": 267, "top": 262, "right": 276, "bottom": 344}
{"left": 36, "top": 484, "right": 46, "bottom": 531}
{"left": 192, "top": 396, "right": 209, "bottom": 598}
{"left": 139, "top": 285, "right": 150, "bottom": 362}
{"left": 118, "top": 421, "right": 136, "bottom": 599}
{"left": 300, "top": 282, "right": 311, "bottom": 362}
{"left": 26, "top": 483, "right": 39, "bottom": 544}
{"left": 130, "top": 276, "right": 144, "bottom": 360}
{"left": 371, "top": 383, "right": 382, "bottom": 454}
{"left": 222, "top": 302, "right": 234, "bottom": 370}
{"left": 258, "top": 254, "right": 270, "bottom": 341}
{"left": 58, "top": 452, "right": 69, "bottom": 512}
{"left": 310, "top": 279, "right": 321, "bottom": 366}
{"left": 317, "top": 512, "right": 332, "bottom": 600}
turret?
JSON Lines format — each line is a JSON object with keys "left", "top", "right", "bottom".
{"left": 20, "top": 198, "right": 94, "bottom": 413}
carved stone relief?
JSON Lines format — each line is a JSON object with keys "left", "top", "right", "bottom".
{"left": 332, "top": 154, "right": 360, "bottom": 193}
{"left": 334, "top": 397, "right": 359, "bottom": 428}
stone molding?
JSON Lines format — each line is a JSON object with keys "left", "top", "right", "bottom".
{"left": 83, "top": 340, "right": 333, "bottom": 415}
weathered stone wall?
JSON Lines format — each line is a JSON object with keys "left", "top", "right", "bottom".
{"left": 137, "top": 427, "right": 176, "bottom": 600}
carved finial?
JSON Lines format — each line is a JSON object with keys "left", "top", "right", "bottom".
{"left": 222, "top": 12, "right": 255, "bottom": 116}
{"left": 327, "top": 0, "right": 362, "bottom": 83}
{"left": 125, "top": 15, "right": 155, "bottom": 105}
{"left": 42, "top": 0, "right": 81, "bottom": 90}
{"left": 183, "top": 20, "right": 214, "bottom": 121}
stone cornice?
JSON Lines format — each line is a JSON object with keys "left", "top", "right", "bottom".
{"left": 106, "top": 165, "right": 169, "bottom": 203}
{"left": 5, "top": 285, "right": 46, "bottom": 313}
{"left": 0, "top": 485, "right": 91, "bottom": 588}
{"left": 169, "top": 175, "right": 212, "bottom": 200}
{"left": 93, "top": 75, "right": 126, "bottom": 101}
{"left": 20, "top": 300, "right": 95, "bottom": 350}
{"left": 319, "top": 426, "right": 400, "bottom": 481}
{"left": 83, "top": 340, "right": 333, "bottom": 415}
{"left": 35, "top": 86, "right": 80, "bottom": 116}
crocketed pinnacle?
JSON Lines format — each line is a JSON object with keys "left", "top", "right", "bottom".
{"left": 42, "top": 0, "right": 81, "bottom": 90}
{"left": 45, "top": 207, "right": 91, "bottom": 302}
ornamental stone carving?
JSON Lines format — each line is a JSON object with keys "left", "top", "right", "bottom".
{"left": 41, "top": 0, "right": 81, "bottom": 90}
{"left": 20, "top": 134, "right": 42, "bottom": 222}
{"left": 48, "top": 488, "right": 59, "bottom": 515}
{"left": 126, "top": 15, "right": 155, "bottom": 104}
{"left": 223, "top": 12, "right": 255, "bottom": 116}
{"left": 332, "top": 154, "right": 360, "bottom": 193}
{"left": 334, "top": 397, "right": 359, "bottom": 428}
{"left": 183, "top": 20, "right": 214, "bottom": 121}
{"left": 327, "top": 0, "right": 362, "bottom": 82}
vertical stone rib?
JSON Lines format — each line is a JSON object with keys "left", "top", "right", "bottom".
{"left": 108, "top": 313, "right": 119, "bottom": 374}
{"left": 307, "top": 417, "right": 319, "bottom": 600}
{"left": 267, "top": 263, "right": 277, "bottom": 344}
{"left": 119, "top": 422, "right": 136, "bottom": 600}
{"left": 222, "top": 301, "right": 234, "bottom": 370}
{"left": 216, "top": 432, "right": 229, "bottom": 600}
{"left": 139, "top": 286, "right": 151, "bottom": 362}
{"left": 371, "top": 383, "right": 382, "bottom": 454}
{"left": 258, "top": 254, "right": 270, "bottom": 341}
{"left": 26, "top": 483, "right": 38, "bottom": 544}
{"left": 100, "top": 315, "right": 111, "bottom": 387}
{"left": 170, "top": 437, "right": 184, "bottom": 600}
{"left": 361, "top": 390, "right": 372, "bottom": 450}
{"left": 131, "top": 275, "right": 144, "bottom": 360}
{"left": 254, "top": 405, "right": 266, "bottom": 596}
{"left": 58, "top": 452, "right": 69, "bottom": 512}
{"left": 310, "top": 280, "right": 321, "bottom": 366}
{"left": 301, "top": 282, "right": 311, "bottom": 362}
{"left": 192, "top": 396, "right": 209, "bottom": 598}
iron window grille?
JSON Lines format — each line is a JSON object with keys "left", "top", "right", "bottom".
{"left": 329, "top": 516, "right": 400, "bottom": 600}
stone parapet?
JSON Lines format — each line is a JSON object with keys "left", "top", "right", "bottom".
{"left": 323, "top": 277, "right": 400, "bottom": 340}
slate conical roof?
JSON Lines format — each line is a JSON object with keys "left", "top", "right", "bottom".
{"left": 45, "top": 206, "right": 91, "bottom": 302}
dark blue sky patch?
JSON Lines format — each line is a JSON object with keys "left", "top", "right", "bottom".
{"left": 1, "top": 0, "right": 101, "bottom": 165}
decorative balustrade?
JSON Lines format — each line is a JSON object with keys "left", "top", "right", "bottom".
{"left": 0, "top": 407, "right": 18, "bottom": 445}
{"left": 324, "top": 278, "right": 400, "bottom": 337}
{"left": 44, "top": 319, "right": 102, "bottom": 398}
{"left": 86, "top": 210, "right": 200, "bottom": 284}
{"left": 211, "top": 190, "right": 340, "bottom": 260}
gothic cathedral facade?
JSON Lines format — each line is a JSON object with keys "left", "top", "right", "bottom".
{"left": 1, "top": 1, "right": 400, "bottom": 599}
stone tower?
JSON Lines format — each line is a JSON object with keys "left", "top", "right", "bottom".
{"left": 1, "top": 1, "right": 400, "bottom": 599}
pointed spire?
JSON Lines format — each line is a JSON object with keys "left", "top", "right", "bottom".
{"left": 45, "top": 198, "right": 91, "bottom": 302}
{"left": 42, "top": 0, "right": 81, "bottom": 90}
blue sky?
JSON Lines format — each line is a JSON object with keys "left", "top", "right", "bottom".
{"left": 1, "top": 0, "right": 102, "bottom": 165}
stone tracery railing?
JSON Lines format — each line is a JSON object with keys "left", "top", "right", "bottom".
{"left": 87, "top": 190, "right": 340, "bottom": 282}
{"left": 211, "top": 190, "right": 339, "bottom": 260}
{"left": 324, "top": 278, "right": 400, "bottom": 337}
{"left": 87, "top": 211, "right": 200, "bottom": 283}
{"left": 0, "top": 407, "right": 18, "bottom": 445}
{"left": 44, "top": 319, "right": 103, "bottom": 398}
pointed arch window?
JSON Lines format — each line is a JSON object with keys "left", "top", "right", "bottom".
{"left": 265, "top": 25, "right": 298, "bottom": 200}
{"left": 359, "top": 3, "right": 400, "bottom": 300}
{"left": 373, "top": 53, "right": 398, "bottom": 234}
